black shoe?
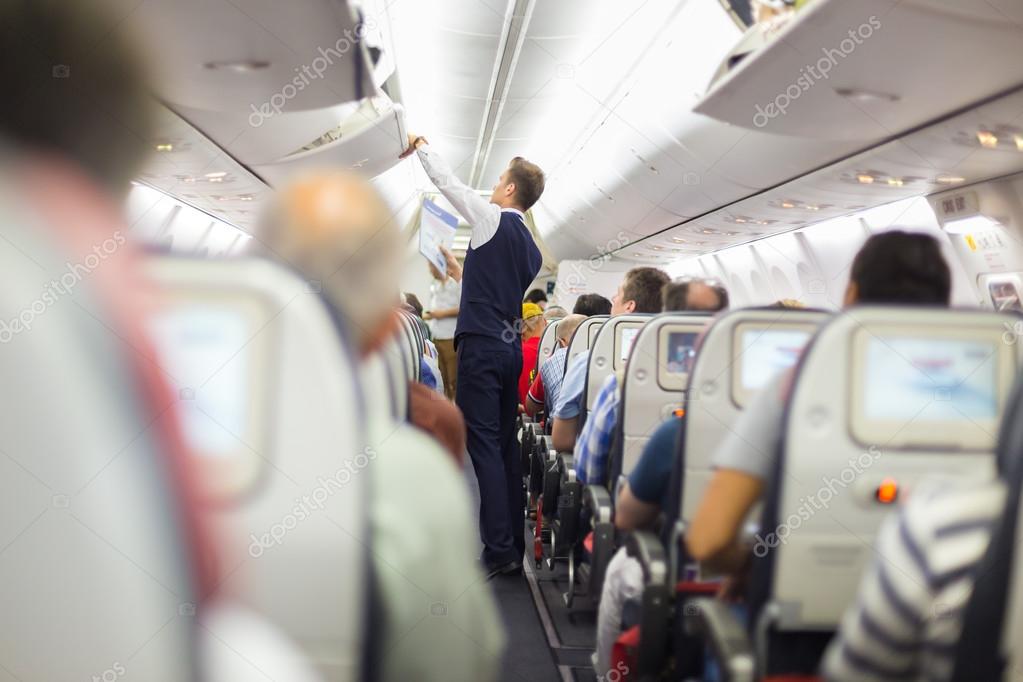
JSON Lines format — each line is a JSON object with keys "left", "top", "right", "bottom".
{"left": 485, "top": 560, "right": 523, "bottom": 580}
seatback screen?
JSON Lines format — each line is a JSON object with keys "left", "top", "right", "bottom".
{"left": 620, "top": 327, "right": 640, "bottom": 362}
{"left": 148, "top": 305, "right": 255, "bottom": 458}
{"left": 666, "top": 331, "right": 698, "bottom": 375}
{"left": 863, "top": 337, "right": 997, "bottom": 421}
{"left": 739, "top": 329, "right": 811, "bottom": 391}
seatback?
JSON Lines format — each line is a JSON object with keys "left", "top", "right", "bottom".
{"left": 586, "top": 314, "right": 650, "bottom": 414}
{"left": 949, "top": 373, "right": 1023, "bottom": 682}
{"left": 536, "top": 319, "right": 561, "bottom": 374}
{"left": 363, "top": 335, "right": 410, "bottom": 422}
{"left": 566, "top": 314, "right": 609, "bottom": 371}
{"left": 753, "top": 307, "right": 1020, "bottom": 639}
{"left": 146, "top": 256, "right": 370, "bottom": 681}
{"left": 397, "top": 311, "right": 422, "bottom": 382}
{"left": 618, "top": 313, "right": 711, "bottom": 477}
{"left": 679, "top": 308, "right": 829, "bottom": 524}
{"left": 0, "top": 198, "right": 200, "bottom": 680}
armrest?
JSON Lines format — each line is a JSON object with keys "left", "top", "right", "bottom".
{"left": 684, "top": 599, "right": 754, "bottom": 682}
{"left": 626, "top": 530, "right": 668, "bottom": 585}
{"left": 558, "top": 453, "right": 576, "bottom": 483}
{"left": 539, "top": 435, "right": 556, "bottom": 462}
{"left": 582, "top": 485, "right": 613, "bottom": 524}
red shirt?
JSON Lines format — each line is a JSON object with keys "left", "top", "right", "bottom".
{"left": 519, "top": 336, "right": 541, "bottom": 404}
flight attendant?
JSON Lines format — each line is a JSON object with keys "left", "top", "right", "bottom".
{"left": 404, "top": 133, "right": 544, "bottom": 577}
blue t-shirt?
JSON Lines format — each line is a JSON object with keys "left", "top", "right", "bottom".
{"left": 553, "top": 350, "right": 590, "bottom": 419}
{"left": 627, "top": 418, "right": 682, "bottom": 510}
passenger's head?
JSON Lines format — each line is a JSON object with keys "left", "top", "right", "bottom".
{"left": 260, "top": 171, "right": 403, "bottom": 357}
{"left": 573, "top": 293, "right": 612, "bottom": 317}
{"left": 612, "top": 267, "right": 670, "bottom": 315}
{"left": 771, "top": 299, "right": 805, "bottom": 309}
{"left": 544, "top": 305, "right": 568, "bottom": 321}
{"left": 521, "top": 302, "right": 545, "bottom": 339}
{"left": 845, "top": 231, "right": 951, "bottom": 307}
{"left": 525, "top": 288, "right": 548, "bottom": 308}
{"left": 661, "top": 278, "right": 729, "bottom": 312}
{"left": 0, "top": 0, "right": 155, "bottom": 193}
{"left": 404, "top": 293, "right": 424, "bottom": 318}
{"left": 556, "top": 314, "right": 586, "bottom": 348}
{"left": 491, "top": 157, "right": 545, "bottom": 211}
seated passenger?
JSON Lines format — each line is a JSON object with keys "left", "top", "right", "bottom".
{"left": 822, "top": 478, "right": 1005, "bottom": 681}
{"left": 525, "top": 287, "right": 548, "bottom": 310}
{"left": 573, "top": 292, "right": 613, "bottom": 316}
{"left": 404, "top": 293, "right": 433, "bottom": 340}
{"left": 524, "top": 313, "right": 586, "bottom": 417}
{"left": 543, "top": 304, "right": 568, "bottom": 321}
{"left": 551, "top": 268, "right": 670, "bottom": 453}
{"left": 261, "top": 172, "right": 501, "bottom": 681}
{"left": 518, "top": 302, "right": 546, "bottom": 403}
{"left": 575, "top": 278, "right": 728, "bottom": 485}
{"left": 686, "top": 231, "right": 952, "bottom": 578}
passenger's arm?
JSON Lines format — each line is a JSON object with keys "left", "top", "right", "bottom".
{"left": 552, "top": 416, "right": 577, "bottom": 453}
{"left": 413, "top": 140, "right": 501, "bottom": 247}
{"left": 685, "top": 469, "right": 763, "bottom": 575}
{"left": 524, "top": 374, "right": 545, "bottom": 417}
{"left": 615, "top": 482, "right": 659, "bottom": 531}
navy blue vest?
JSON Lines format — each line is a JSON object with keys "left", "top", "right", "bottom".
{"left": 455, "top": 210, "right": 542, "bottom": 343}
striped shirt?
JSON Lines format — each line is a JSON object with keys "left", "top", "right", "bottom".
{"left": 534, "top": 346, "right": 568, "bottom": 414}
{"left": 822, "top": 478, "right": 1006, "bottom": 682}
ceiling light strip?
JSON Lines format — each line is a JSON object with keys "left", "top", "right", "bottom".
{"left": 468, "top": 0, "right": 537, "bottom": 188}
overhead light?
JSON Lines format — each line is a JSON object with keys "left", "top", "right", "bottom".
{"left": 239, "top": 194, "right": 255, "bottom": 202}
{"left": 652, "top": 245, "right": 663, "bottom": 250}
{"left": 805, "top": 204, "right": 820, "bottom": 211}
{"left": 935, "top": 175, "right": 965, "bottom": 185}
{"left": 671, "top": 237, "right": 688, "bottom": 244}
{"left": 203, "top": 60, "right": 271, "bottom": 72}
{"left": 780, "top": 201, "right": 796, "bottom": 209}
{"left": 977, "top": 130, "right": 999, "bottom": 148}
{"left": 856, "top": 173, "right": 874, "bottom": 184}
{"left": 205, "top": 172, "right": 228, "bottom": 179}
{"left": 835, "top": 88, "right": 899, "bottom": 103}
{"left": 155, "top": 143, "right": 174, "bottom": 152}
{"left": 887, "top": 177, "right": 904, "bottom": 187}
{"left": 1015, "top": 135, "right": 1023, "bottom": 152}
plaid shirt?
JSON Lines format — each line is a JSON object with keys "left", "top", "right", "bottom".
{"left": 536, "top": 346, "right": 568, "bottom": 413}
{"left": 576, "top": 374, "right": 620, "bottom": 485}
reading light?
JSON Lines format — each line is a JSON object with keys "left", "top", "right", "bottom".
{"left": 887, "top": 177, "right": 904, "bottom": 187}
{"left": 1015, "top": 135, "right": 1023, "bottom": 152}
{"left": 205, "top": 172, "right": 228, "bottom": 179}
{"left": 977, "top": 130, "right": 999, "bottom": 148}
{"left": 935, "top": 175, "right": 965, "bottom": 185}
{"left": 856, "top": 173, "right": 874, "bottom": 184}
{"left": 155, "top": 143, "right": 174, "bottom": 152}
{"left": 780, "top": 201, "right": 796, "bottom": 209}
{"left": 875, "top": 478, "right": 899, "bottom": 504}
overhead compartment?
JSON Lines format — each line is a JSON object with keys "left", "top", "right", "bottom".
{"left": 694, "top": 0, "right": 1023, "bottom": 140}
{"left": 116, "top": 0, "right": 406, "bottom": 183}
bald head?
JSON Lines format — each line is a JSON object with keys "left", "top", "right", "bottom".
{"left": 259, "top": 171, "right": 402, "bottom": 354}
{"left": 556, "top": 314, "right": 585, "bottom": 346}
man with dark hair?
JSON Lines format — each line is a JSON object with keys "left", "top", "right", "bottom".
{"left": 524, "top": 288, "right": 548, "bottom": 309}
{"left": 405, "top": 133, "right": 544, "bottom": 578}
{"left": 550, "top": 267, "right": 670, "bottom": 453}
{"left": 686, "top": 231, "right": 952, "bottom": 575}
{"left": 573, "top": 292, "right": 613, "bottom": 316}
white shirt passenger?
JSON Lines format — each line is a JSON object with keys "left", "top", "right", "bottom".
{"left": 428, "top": 276, "right": 461, "bottom": 340}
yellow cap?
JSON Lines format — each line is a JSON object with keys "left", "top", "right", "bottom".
{"left": 522, "top": 302, "right": 543, "bottom": 320}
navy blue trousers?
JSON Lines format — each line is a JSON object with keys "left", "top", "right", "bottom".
{"left": 456, "top": 333, "right": 525, "bottom": 567}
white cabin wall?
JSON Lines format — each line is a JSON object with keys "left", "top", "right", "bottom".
{"left": 666, "top": 197, "right": 979, "bottom": 310}
{"left": 551, "top": 258, "right": 635, "bottom": 313}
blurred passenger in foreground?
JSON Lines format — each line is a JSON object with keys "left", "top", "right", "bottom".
{"left": 260, "top": 172, "right": 500, "bottom": 681}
